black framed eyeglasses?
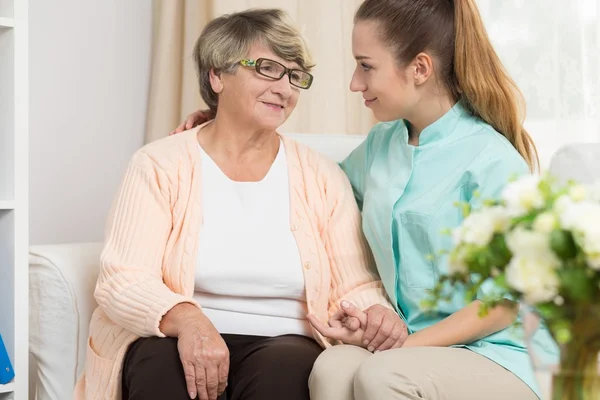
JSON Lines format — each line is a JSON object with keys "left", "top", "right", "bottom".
{"left": 239, "top": 58, "right": 314, "bottom": 89}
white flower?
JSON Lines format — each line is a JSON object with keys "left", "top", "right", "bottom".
{"left": 576, "top": 203, "right": 600, "bottom": 234}
{"left": 579, "top": 224, "right": 600, "bottom": 252}
{"left": 502, "top": 176, "right": 545, "bottom": 217}
{"left": 569, "top": 184, "right": 587, "bottom": 201}
{"left": 533, "top": 212, "right": 557, "bottom": 234}
{"left": 558, "top": 201, "right": 600, "bottom": 268}
{"left": 554, "top": 296, "right": 565, "bottom": 306}
{"left": 452, "top": 206, "right": 509, "bottom": 247}
{"left": 557, "top": 198, "right": 589, "bottom": 230}
{"left": 579, "top": 225, "right": 600, "bottom": 270}
{"left": 587, "top": 254, "right": 600, "bottom": 270}
{"left": 554, "top": 195, "right": 574, "bottom": 215}
{"left": 506, "top": 255, "right": 560, "bottom": 304}
{"left": 555, "top": 198, "right": 600, "bottom": 270}
{"left": 587, "top": 181, "right": 600, "bottom": 203}
{"left": 506, "top": 227, "right": 555, "bottom": 259}
{"left": 505, "top": 227, "right": 561, "bottom": 304}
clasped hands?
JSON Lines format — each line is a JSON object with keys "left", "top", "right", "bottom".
{"left": 307, "top": 302, "right": 408, "bottom": 352}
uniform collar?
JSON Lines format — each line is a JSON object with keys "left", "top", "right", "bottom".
{"left": 401, "top": 100, "right": 472, "bottom": 147}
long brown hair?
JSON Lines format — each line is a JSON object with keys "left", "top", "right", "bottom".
{"left": 355, "top": 0, "right": 539, "bottom": 171}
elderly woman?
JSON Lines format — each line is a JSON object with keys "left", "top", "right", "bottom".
{"left": 74, "top": 8, "right": 405, "bottom": 400}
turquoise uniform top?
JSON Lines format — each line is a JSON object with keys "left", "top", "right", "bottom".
{"left": 340, "top": 101, "right": 559, "bottom": 398}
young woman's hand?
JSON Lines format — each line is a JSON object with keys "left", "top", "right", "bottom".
{"left": 169, "top": 109, "right": 215, "bottom": 135}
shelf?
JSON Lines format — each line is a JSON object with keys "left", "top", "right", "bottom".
{"left": 1, "top": 0, "right": 28, "bottom": 397}
{"left": 0, "top": 24, "right": 14, "bottom": 202}
{"left": 0, "top": 17, "right": 13, "bottom": 28}
{"left": 0, "top": 201, "right": 14, "bottom": 210}
{"left": 0, "top": 381, "right": 14, "bottom": 394}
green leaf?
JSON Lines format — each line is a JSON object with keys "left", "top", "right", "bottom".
{"left": 493, "top": 273, "right": 510, "bottom": 291}
{"left": 549, "top": 319, "right": 573, "bottom": 344}
{"left": 550, "top": 229, "right": 577, "bottom": 260}
{"left": 538, "top": 179, "right": 554, "bottom": 201}
{"left": 511, "top": 212, "right": 538, "bottom": 228}
{"left": 465, "top": 249, "right": 492, "bottom": 276}
{"left": 461, "top": 203, "right": 471, "bottom": 217}
{"left": 489, "top": 234, "right": 512, "bottom": 268}
{"left": 483, "top": 199, "right": 501, "bottom": 207}
{"left": 536, "top": 303, "right": 560, "bottom": 320}
{"left": 478, "top": 302, "right": 490, "bottom": 317}
{"left": 464, "top": 276, "right": 485, "bottom": 303}
{"left": 557, "top": 268, "right": 595, "bottom": 301}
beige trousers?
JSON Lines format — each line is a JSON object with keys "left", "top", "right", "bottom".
{"left": 309, "top": 345, "right": 538, "bottom": 400}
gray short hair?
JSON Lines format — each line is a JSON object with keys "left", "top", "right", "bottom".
{"left": 193, "top": 8, "right": 314, "bottom": 112}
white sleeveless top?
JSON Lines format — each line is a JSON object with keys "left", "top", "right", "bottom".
{"left": 193, "top": 141, "right": 313, "bottom": 337}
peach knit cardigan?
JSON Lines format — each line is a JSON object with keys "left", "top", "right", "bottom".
{"left": 74, "top": 129, "right": 392, "bottom": 399}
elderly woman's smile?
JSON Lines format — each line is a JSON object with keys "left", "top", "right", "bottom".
{"left": 261, "top": 101, "right": 284, "bottom": 110}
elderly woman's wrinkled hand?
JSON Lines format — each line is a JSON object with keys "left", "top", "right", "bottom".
{"left": 177, "top": 315, "right": 229, "bottom": 400}
{"left": 170, "top": 109, "right": 214, "bottom": 135}
{"left": 362, "top": 304, "right": 408, "bottom": 352}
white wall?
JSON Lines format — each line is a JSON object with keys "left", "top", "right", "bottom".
{"left": 29, "top": 0, "right": 152, "bottom": 245}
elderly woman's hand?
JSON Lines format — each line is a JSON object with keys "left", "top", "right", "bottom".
{"left": 161, "top": 303, "right": 229, "bottom": 400}
{"left": 307, "top": 302, "right": 369, "bottom": 347}
{"left": 170, "top": 109, "right": 214, "bottom": 135}
{"left": 178, "top": 318, "right": 229, "bottom": 400}
{"left": 362, "top": 304, "right": 408, "bottom": 352}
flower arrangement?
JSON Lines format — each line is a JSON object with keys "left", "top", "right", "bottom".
{"left": 427, "top": 174, "right": 600, "bottom": 399}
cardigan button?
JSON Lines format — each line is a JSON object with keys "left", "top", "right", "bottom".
{"left": 303, "top": 261, "right": 311, "bottom": 269}
{"left": 291, "top": 224, "right": 299, "bottom": 231}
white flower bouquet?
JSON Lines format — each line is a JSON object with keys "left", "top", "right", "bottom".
{"left": 427, "top": 174, "right": 600, "bottom": 399}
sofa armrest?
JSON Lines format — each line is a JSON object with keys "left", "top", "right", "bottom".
{"left": 549, "top": 143, "right": 600, "bottom": 184}
{"left": 29, "top": 242, "right": 103, "bottom": 400}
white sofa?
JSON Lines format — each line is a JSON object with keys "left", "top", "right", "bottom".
{"left": 28, "top": 134, "right": 599, "bottom": 400}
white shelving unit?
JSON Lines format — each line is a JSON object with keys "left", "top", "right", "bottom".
{"left": 0, "top": 0, "right": 28, "bottom": 398}
{"left": 0, "top": 17, "right": 13, "bottom": 28}
{"left": 0, "top": 201, "right": 15, "bottom": 210}
{"left": 0, "top": 383, "right": 15, "bottom": 395}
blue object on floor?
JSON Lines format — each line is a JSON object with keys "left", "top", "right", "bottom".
{"left": 0, "top": 334, "right": 14, "bottom": 384}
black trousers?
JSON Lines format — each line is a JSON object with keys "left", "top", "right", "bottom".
{"left": 121, "top": 334, "right": 323, "bottom": 400}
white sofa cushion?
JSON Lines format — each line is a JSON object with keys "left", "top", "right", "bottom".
{"left": 284, "top": 133, "right": 366, "bottom": 162}
{"left": 29, "top": 243, "right": 103, "bottom": 400}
